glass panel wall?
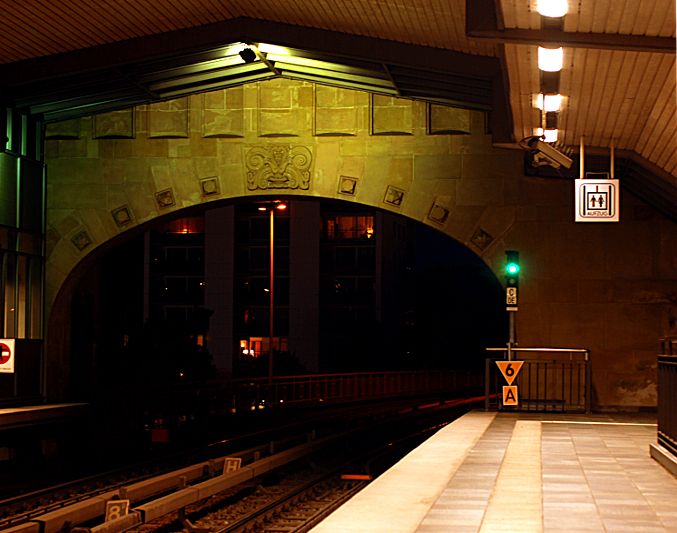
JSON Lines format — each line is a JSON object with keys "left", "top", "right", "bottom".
{"left": 0, "top": 107, "right": 45, "bottom": 403}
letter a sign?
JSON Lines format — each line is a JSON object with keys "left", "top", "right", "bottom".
{"left": 495, "top": 361, "right": 524, "bottom": 386}
{"left": 503, "top": 386, "right": 518, "bottom": 406}
{"left": 0, "top": 340, "right": 14, "bottom": 374}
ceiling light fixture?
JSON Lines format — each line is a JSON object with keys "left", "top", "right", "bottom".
{"left": 538, "top": 46, "right": 563, "bottom": 72}
{"left": 533, "top": 128, "right": 559, "bottom": 143}
{"left": 536, "top": 0, "right": 568, "bottom": 18}
{"left": 534, "top": 93, "right": 563, "bottom": 111}
{"left": 543, "top": 129, "right": 559, "bottom": 143}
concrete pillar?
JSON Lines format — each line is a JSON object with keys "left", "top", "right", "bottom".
{"left": 289, "top": 200, "right": 320, "bottom": 372}
{"left": 204, "top": 205, "right": 235, "bottom": 375}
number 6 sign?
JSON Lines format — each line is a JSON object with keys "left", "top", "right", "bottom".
{"left": 495, "top": 360, "right": 524, "bottom": 386}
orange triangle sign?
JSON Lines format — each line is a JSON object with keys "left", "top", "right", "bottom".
{"left": 495, "top": 361, "right": 524, "bottom": 385}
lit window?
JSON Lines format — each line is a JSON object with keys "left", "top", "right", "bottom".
{"left": 324, "top": 215, "right": 375, "bottom": 240}
{"left": 164, "top": 217, "right": 205, "bottom": 234}
{"left": 538, "top": 47, "right": 563, "bottom": 72}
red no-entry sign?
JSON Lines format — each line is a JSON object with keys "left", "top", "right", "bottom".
{"left": 0, "top": 339, "right": 15, "bottom": 373}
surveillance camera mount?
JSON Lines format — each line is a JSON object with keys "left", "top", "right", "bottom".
{"left": 519, "top": 135, "right": 573, "bottom": 170}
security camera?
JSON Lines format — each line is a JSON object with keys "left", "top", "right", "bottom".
{"left": 524, "top": 137, "right": 573, "bottom": 170}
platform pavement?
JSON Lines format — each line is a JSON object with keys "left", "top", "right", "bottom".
{"left": 311, "top": 410, "right": 677, "bottom": 533}
{"left": 0, "top": 403, "right": 88, "bottom": 428}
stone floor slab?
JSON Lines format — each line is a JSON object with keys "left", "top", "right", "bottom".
{"left": 312, "top": 412, "right": 677, "bottom": 533}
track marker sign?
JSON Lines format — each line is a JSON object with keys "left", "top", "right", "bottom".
{"left": 0, "top": 340, "right": 14, "bottom": 374}
{"left": 495, "top": 360, "right": 523, "bottom": 386}
{"left": 224, "top": 457, "right": 242, "bottom": 474}
{"left": 503, "top": 386, "right": 518, "bottom": 406}
{"left": 105, "top": 500, "right": 130, "bottom": 521}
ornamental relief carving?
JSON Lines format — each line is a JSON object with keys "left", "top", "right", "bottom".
{"left": 245, "top": 145, "right": 312, "bottom": 191}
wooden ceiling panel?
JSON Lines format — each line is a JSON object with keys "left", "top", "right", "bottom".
{"left": 0, "top": 0, "right": 495, "bottom": 65}
{"left": 602, "top": 0, "right": 626, "bottom": 35}
{"left": 639, "top": 0, "right": 674, "bottom": 37}
{"left": 590, "top": 0, "right": 612, "bottom": 34}
{"left": 588, "top": 50, "right": 623, "bottom": 147}
{"left": 504, "top": 44, "right": 533, "bottom": 141}
{"left": 619, "top": 54, "right": 663, "bottom": 149}
{"left": 500, "top": 0, "right": 540, "bottom": 30}
{"left": 636, "top": 61, "right": 675, "bottom": 155}
{"left": 653, "top": 118, "right": 676, "bottom": 171}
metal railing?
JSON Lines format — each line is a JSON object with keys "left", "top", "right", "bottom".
{"left": 485, "top": 347, "right": 591, "bottom": 413}
{"left": 658, "top": 337, "right": 677, "bottom": 458}
{"left": 232, "top": 370, "right": 482, "bottom": 410}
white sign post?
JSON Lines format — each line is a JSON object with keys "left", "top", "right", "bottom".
{"left": 575, "top": 138, "right": 619, "bottom": 223}
{"left": 0, "top": 339, "right": 15, "bottom": 374}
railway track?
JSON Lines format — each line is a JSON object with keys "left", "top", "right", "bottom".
{"left": 185, "top": 422, "right": 443, "bottom": 533}
{"left": 0, "top": 394, "right": 485, "bottom": 533}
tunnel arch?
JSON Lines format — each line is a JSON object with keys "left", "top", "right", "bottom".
{"left": 44, "top": 77, "right": 677, "bottom": 409}
{"left": 45, "top": 78, "right": 520, "bottom": 314}
{"left": 47, "top": 195, "right": 509, "bottom": 401}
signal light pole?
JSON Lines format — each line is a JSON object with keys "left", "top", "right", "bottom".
{"left": 504, "top": 250, "right": 520, "bottom": 361}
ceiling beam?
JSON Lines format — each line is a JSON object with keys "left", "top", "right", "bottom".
{"left": 467, "top": 0, "right": 676, "bottom": 53}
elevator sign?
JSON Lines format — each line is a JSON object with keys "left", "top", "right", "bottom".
{"left": 575, "top": 179, "right": 619, "bottom": 222}
{"left": 0, "top": 339, "right": 15, "bottom": 373}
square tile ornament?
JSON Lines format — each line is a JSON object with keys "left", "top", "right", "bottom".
{"left": 71, "top": 229, "right": 92, "bottom": 251}
{"left": 384, "top": 185, "right": 405, "bottom": 207}
{"left": 338, "top": 176, "right": 358, "bottom": 196}
{"left": 155, "top": 188, "right": 176, "bottom": 209}
{"left": 200, "top": 176, "right": 220, "bottom": 197}
{"left": 428, "top": 202, "right": 450, "bottom": 225}
{"left": 470, "top": 227, "right": 494, "bottom": 251}
{"left": 111, "top": 205, "right": 133, "bottom": 227}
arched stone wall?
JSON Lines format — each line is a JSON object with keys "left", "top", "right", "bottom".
{"left": 45, "top": 78, "right": 677, "bottom": 409}
{"left": 45, "top": 79, "right": 512, "bottom": 309}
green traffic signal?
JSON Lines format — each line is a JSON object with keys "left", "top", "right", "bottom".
{"left": 505, "top": 250, "right": 520, "bottom": 287}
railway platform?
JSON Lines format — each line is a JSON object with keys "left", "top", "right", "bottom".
{"left": 311, "top": 410, "right": 677, "bottom": 533}
{"left": 0, "top": 403, "right": 88, "bottom": 430}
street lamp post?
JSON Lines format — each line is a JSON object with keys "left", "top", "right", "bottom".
{"left": 268, "top": 207, "right": 275, "bottom": 384}
{"left": 259, "top": 201, "right": 287, "bottom": 384}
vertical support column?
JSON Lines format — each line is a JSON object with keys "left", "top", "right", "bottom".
{"left": 205, "top": 205, "right": 235, "bottom": 376}
{"left": 268, "top": 208, "right": 274, "bottom": 384}
{"left": 289, "top": 200, "right": 320, "bottom": 372}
